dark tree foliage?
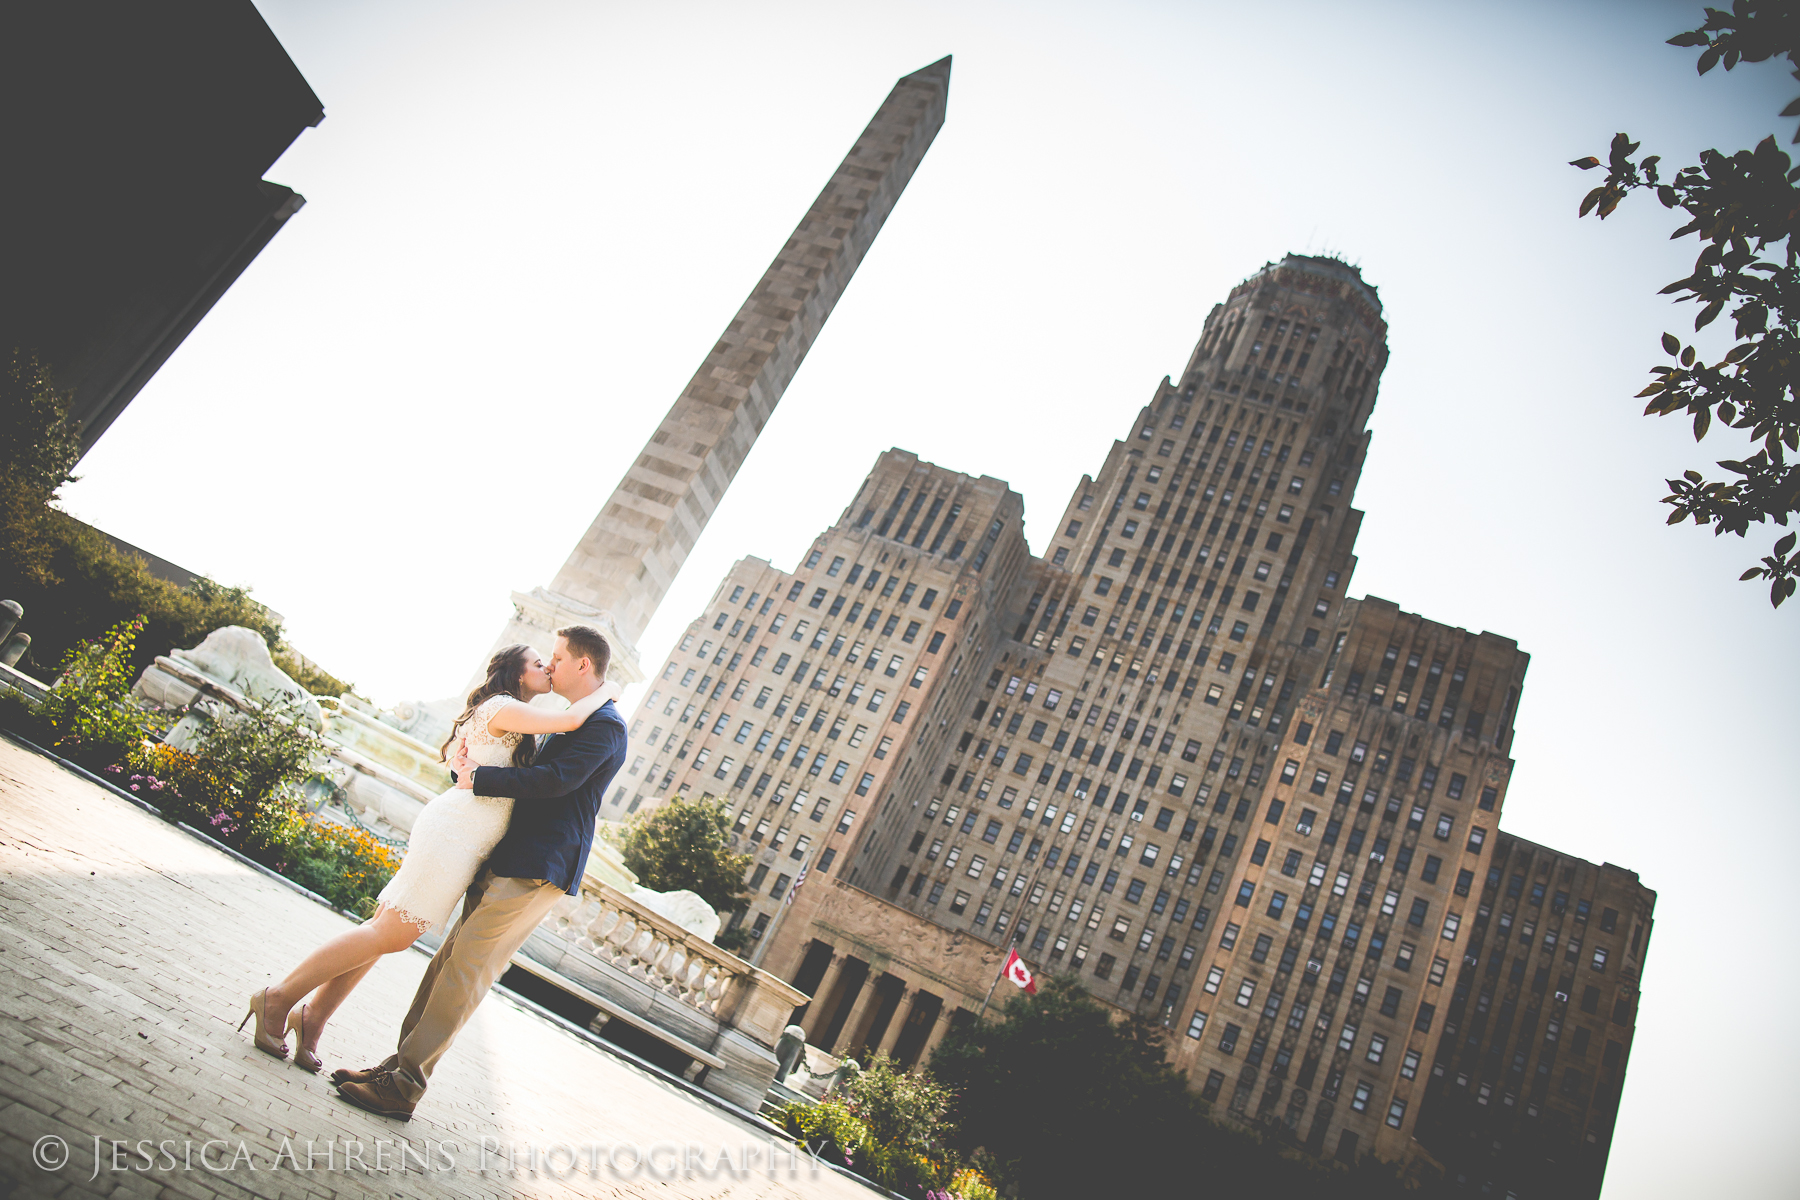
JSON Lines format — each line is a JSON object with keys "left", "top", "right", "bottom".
{"left": 616, "top": 794, "right": 753, "bottom": 919}
{"left": 0, "top": 350, "right": 354, "bottom": 692}
{"left": 0, "top": 349, "right": 82, "bottom": 587}
{"left": 1572, "top": 1, "right": 1800, "bottom": 607}
{"left": 928, "top": 976, "right": 1409, "bottom": 1200}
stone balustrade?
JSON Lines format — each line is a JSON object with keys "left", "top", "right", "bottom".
{"left": 549, "top": 884, "right": 735, "bottom": 1019}
{"left": 519, "top": 880, "right": 809, "bottom": 1109}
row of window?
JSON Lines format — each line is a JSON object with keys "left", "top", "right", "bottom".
{"left": 639, "top": 569, "right": 959, "bottom": 795}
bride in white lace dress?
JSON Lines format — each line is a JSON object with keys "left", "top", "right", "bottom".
{"left": 373, "top": 692, "right": 531, "bottom": 935}
{"left": 238, "top": 644, "right": 619, "bottom": 1071}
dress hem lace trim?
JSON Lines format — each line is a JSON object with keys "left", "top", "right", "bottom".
{"left": 376, "top": 900, "right": 437, "bottom": 934}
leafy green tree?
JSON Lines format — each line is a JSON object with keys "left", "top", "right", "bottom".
{"left": 929, "top": 975, "right": 1408, "bottom": 1200}
{"left": 617, "top": 794, "right": 752, "bottom": 917}
{"left": 1572, "top": 1, "right": 1800, "bottom": 606}
{"left": 0, "top": 352, "right": 354, "bottom": 689}
{"left": 0, "top": 502, "right": 356, "bottom": 689}
{"left": 0, "top": 349, "right": 82, "bottom": 586}
{"left": 928, "top": 975, "right": 1194, "bottom": 1199}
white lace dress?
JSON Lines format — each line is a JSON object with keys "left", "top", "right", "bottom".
{"left": 375, "top": 694, "right": 522, "bottom": 934}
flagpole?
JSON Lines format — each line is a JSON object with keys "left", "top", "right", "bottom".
{"left": 749, "top": 851, "right": 808, "bottom": 969}
{"left": 978, "top": 946, "right": 1013, "bottom": 1018}
{"left": 979, "top": 860, "right": 1045, "bottom": 1019}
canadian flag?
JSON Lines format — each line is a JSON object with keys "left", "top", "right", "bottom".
{"left": 1003, "top": 947, "right": 1037, "bottom": 994}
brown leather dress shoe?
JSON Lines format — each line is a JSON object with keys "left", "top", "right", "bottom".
{"left": 336, "top": 1072, "right": 415, "bottom": 1120}
{"left": 330, "top": 1063, "right": 387, "bottom": 1087}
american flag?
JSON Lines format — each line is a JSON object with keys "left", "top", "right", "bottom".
{"left": 786, "top": 858, "right": 808, "bottom": 905}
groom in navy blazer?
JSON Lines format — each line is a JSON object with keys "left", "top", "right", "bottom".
{"left": 333, "top": 624, "right": 628, "bottom": 1118}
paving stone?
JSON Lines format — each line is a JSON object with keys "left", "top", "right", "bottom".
{"left": 0, "top": 740, "right": 871, "bottom": 1200}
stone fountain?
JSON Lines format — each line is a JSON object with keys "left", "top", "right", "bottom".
{"left": 133, "top": 626, "right": 719, "bottom": 933}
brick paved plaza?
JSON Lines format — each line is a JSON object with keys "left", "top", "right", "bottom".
{"left": 0, "top": 738, "right": 875, "bottom": 1200}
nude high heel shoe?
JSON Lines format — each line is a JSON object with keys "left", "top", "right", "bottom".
{"left": 237, "top": 988, "right": 288, "bottom": 1060}
{"left": 287, "top": 1004, "right": 322, "bottom": 1073}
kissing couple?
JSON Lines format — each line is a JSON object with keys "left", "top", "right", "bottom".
{"left": 237, "top": 624, "right": 629, "bottom": 1118}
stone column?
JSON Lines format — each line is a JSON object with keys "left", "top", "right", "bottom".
{"left": 837, "top": 973, "right": 890, "bottom": 1057}
{"left": 801, "top": 952, "right": 851, "bottom": 1041}
{"left": 475, "top": 56, "right": 954, "bottom": 688}
{"left": 876, "top": 985, "right": 916, "bottom": 1057}
{"left": 919, "top": 1002, "right": 959, "bottom": 1063}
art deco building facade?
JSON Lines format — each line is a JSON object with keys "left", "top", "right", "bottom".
{"left": 1412, "top": 834, "right": 1654, "bottom": 1197}
{"left": 614, "top": 255, "right": 1654, "bottom": 1192}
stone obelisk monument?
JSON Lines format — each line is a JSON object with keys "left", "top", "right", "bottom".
{"left": 464, "top": 56, "right": 951, "bottom": 710}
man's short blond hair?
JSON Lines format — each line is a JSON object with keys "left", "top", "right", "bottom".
{"left": 557, "top": 624, "right": 611, "bottom": 680}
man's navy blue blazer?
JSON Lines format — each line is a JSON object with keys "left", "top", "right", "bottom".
{"left": 469, "top": 700, "right": 628, "bottom": 895}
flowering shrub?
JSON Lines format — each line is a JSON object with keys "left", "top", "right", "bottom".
{"left": 122, "top": 740, "right": 396, "bottom": 914}
{"left": 12, "top": 617, "right": 165, "bottom": 769}
{"left": 948, "top": 1167, "right": 998, "bottom": 1200}
{"left": 274, "top": 814, "right": 401, "bottom": 916}
{"left": 771, "top": 1098, "right": 870, "bottom": 1168}
{"left": 855, "top": 1143, "right": 956, "bottom": 1197}
{"left": 3, "top": 657, "right": 396, "bottom": 916}
{"left": 102, "top": 767, "right": 179, "bottom": 801}
{"left": 841, "top": 1053, "right": 956, "bottom": 1151}
{"left": 774, "top": 1057, "right": 964, "bottom": 1198}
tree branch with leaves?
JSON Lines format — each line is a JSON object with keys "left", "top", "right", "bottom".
{"left": 1572, "top": 1, "right": 1800, "bottom": 607}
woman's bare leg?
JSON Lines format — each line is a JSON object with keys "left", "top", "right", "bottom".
{"left": 287, "top": 959, "right": 381, "bottom": 1058}
{"left": 264, "top": 907, "right": 423, "bottom": 1030}
{"left": 308, "top": 960, "right": 379, "bottom": 1026}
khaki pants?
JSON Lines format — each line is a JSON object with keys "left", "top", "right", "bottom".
{"left": 382, "top": 867, "right": 564, "bottom": 1103}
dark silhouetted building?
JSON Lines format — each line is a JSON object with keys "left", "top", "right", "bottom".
{"left": 1, "top": 0, "right": 322, "bottom": 452}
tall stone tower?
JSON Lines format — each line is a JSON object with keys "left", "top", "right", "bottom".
{"left": 483, "top": 57, "right": 952, "bottom": 689}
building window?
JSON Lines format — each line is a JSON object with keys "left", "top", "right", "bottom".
{"left": 1350, "top": 1081, "right": 1372, "bottom": 1112}
{"left": 1385, "top": 1099, "right": 1406, "bottom": 1128}
{"left": 1366, "top": 1034, "right": 1386, "bottom": 1064}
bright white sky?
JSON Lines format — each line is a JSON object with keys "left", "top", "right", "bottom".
{"left": 61, "top": 1, "right": 1799, "bottom": 1194}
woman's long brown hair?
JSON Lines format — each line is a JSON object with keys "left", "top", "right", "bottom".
{"left": 441, "top": 643, "right": 536, "bottom": 769}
